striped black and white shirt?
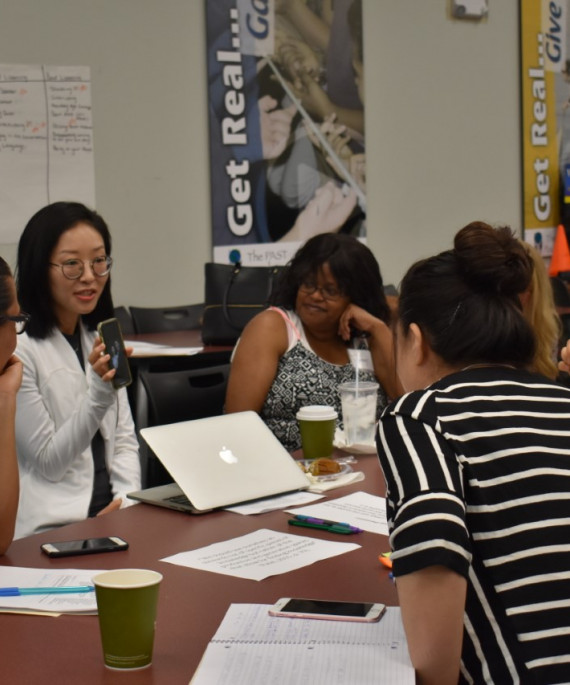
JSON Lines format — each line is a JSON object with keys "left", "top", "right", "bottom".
{"left": 376, "top": 367, "right": 570, "bottom": 684}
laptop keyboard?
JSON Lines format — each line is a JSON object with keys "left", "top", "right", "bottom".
{"left": 166, "top": 494, "right": 191, "bottom": 506}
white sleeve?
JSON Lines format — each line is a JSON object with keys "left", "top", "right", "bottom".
{"left": 16, "top": 346, "right": 116, "bottom": 482}
{"left": 107, "top": 387, "right": 141, "bottom": 504}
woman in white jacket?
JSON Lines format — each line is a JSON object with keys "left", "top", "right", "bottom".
{"left": 14, "top": 202, "right": 141, "bottom": 538}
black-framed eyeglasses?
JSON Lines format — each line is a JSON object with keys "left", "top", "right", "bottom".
{"left": 49, "top": 256, "right": 113, "bottom": 280}
{"left": 0, "top": 312, "right": 31, "bottom": 334}
{"left": 299, "top": 281, "right": 345, "bottom": 301}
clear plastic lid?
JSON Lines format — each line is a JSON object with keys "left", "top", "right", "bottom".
{"left": 296, "top": 405, "right": 338, "bottom": 421}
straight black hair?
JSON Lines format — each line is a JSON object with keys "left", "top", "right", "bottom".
{"left": 270, "top": 233, "right": 390, "bottom": 323}
{"left": 16, "top": 202, "right": 114, "bottom": 339}
{"left": 399, "top": 222, "right": 536, "bottom": 367}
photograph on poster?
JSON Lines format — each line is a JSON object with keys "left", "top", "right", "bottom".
{"left": 205, "top": 0, "right": 366, "bottom": 267}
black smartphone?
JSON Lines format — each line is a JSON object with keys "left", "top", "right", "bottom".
{"left": 269, "top": 598, "right": 386, "bottom": 622}
{"left": 97, "top": 317, "right": 132, "bottom": 389}
{"left": 40, "top": 536, "right": 129, "bottom": 558}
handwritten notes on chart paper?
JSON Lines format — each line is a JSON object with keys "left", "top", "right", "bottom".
{"left": 161, "top": 528, "right": 360, "bottom": 581}
{"left": 0, "top": 64, "right": 95, "bottom": 242}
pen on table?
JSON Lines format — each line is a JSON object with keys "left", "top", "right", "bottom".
{"left": 288, "top": 515, "right": 362, "bottom": 534}
{"left": 378, "top": 553, "right": 395, "bottom": 582}
{"left": 293, "top": 514, "right": 354, "bottom": 526}
{"left": 0, "top": 585, "right": 95, "bottom": 597}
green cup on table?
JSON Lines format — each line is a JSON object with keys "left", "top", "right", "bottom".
{"left": 93, "top": 568, "right": 162, "bottom": 670}
{"left": 296, "top": 405, "right": 338, "bottom": 459}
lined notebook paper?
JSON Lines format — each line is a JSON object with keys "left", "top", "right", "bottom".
{"left": 190, "top": 603, "right": 414, "bottom": 684}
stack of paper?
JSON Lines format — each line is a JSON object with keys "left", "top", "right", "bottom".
{"left": 0, "top": 566, "right": 98, "bottom": 615}
{"left": 128, "top": 341, "right": 203, "bottom": 357}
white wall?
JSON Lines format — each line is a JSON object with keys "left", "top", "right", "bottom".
{"left": 0, "top": 0, "right": 521, "bottom": 304}
{"left": 367, "top": 1, "right": 521, "bottom": 286}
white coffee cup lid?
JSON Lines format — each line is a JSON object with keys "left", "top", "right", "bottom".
{"left": 296, "top": 405, "right": 338, "bottom": 421}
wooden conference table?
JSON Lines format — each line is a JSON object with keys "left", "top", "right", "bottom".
{"left": 0, "top": 453, "right": 397, "bottom": 685}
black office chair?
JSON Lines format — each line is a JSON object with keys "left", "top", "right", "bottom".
{"left": 139, "top": 363, "right": 231, "bottom": 487}
{"left": 130, "top": 304, "right": 204, "bottom": 334}
{"left": 113, "top": 305, "right": 135, "bottom": 336}
{"left": 560, "top": 313, "right": 570, "bottom": 342}
{"left": 550, "top": 277, "right": 570, "bottom": 308}
{"left": 383, "top": 284, "right": 398, "bottom": 297}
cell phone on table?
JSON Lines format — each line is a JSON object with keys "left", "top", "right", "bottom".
{"left": 41, "top": 536, "right": 129, "bottom": 558}
{"left": 97, "top": 317, "right": 132, "bottom": 389}
{"left": 268, "top": 598, "right": 386, "bottom": 622}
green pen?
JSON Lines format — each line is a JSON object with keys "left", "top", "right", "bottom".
{"left": 287, "top": 519, "right": 359, "bottom": 534}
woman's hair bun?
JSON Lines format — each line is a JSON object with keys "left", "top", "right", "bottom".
{"left": 453, "top": 221, "right": 532, "bottom": 298}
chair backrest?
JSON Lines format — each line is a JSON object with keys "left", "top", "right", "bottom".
{"left": 550, "top": 277, "right": 570, "bottom": 308}
{"left": 130, "top": 304, "right": 204, "bottom": 334}
{"left": 113, "top": 305, "right": 135, "bottom": 336}
{"left": 139, "top": 363, "right": 230, "bottom": 427}
{"left": 560, "top": 312, "right": 570, "bottom": 341}
{"left": 139, "top": 362, "right": 231, "bottom": 487}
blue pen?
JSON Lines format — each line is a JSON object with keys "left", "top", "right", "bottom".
{"left": 0, "top": 585, "right": 95, "bottom": 597}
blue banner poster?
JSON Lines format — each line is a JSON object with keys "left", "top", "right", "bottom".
{"left": 205, "top": 0, "right": 366, "bottom": 267}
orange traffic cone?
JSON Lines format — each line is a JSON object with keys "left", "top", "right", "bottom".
{"left": 549, "top": 225, "right": 570, "bottom": 277}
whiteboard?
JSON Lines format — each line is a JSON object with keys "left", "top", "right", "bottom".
{"left": 0, "top": 64, "right": 95, "bottom": 242}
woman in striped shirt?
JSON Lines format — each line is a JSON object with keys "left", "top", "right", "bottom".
{"left": 376, "top": 221, "right": 570, "bottom": 684}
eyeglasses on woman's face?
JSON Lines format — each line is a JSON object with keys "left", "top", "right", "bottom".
{"left": 0, "top": 312, "right": 31, "bottom": 334}
{"left": 298, "top": 281, "right": 345, "bottom": 301}
{"left": 49, "top": 256, "right": 113, "bottom": 280}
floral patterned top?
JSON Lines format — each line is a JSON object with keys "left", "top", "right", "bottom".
{"left": 260, "top": 309, "right": 387, "bottom": 450}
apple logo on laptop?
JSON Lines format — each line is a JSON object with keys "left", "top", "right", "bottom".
{"left": 219, "top": 446, "right": 238, "bottom": 464}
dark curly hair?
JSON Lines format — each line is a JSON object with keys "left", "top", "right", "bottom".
{"left": 270, "top": 233, "right": 390, "bottom": 323}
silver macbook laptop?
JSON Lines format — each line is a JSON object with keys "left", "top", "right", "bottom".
{"left": 127, "top": 411, "right": 310, "bottom": 513}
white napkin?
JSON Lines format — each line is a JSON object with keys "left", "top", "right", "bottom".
{"left": 307, "top": 470, "right": 365, "bottom": 494}
{"left": 333, "top": 428, "right": 376, "bottom": 455}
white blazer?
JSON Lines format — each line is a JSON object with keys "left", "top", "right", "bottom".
{"left": 14, "top": 324, "right": 141, "bottom": 538}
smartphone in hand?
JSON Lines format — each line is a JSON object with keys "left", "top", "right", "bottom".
{"left": 97, "top": 317, "right": 132, "bottom": 389}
